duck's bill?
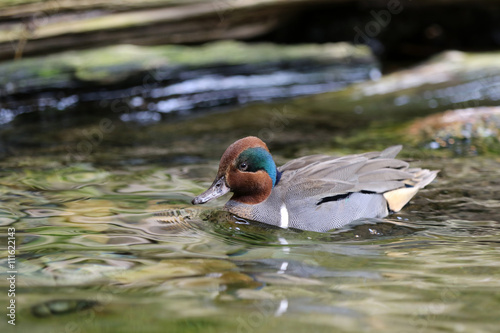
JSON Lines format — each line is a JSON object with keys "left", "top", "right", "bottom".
{"left": 192, "top": 176, "right": 230, "bottom": 205}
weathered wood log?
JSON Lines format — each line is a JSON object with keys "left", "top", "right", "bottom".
{"left": 1, "top": 0, "right": 499, "bottom": 61}
{"left": 0, "top": 0, "right": 339, "bottom": 60}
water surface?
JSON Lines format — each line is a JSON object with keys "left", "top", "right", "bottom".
{"left": 0, "top": 149, "right": 499, "bottom": 333}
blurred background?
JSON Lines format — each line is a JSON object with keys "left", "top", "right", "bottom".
{"left": 1, "top": 0, "right": 500, "bottom": 161}
{"left": 1, "top": 1, "right": 500, "bottom": 333}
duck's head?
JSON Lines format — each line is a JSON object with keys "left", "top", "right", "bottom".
{"left": 192, "top": 136, "right": 279, "bottom": 205}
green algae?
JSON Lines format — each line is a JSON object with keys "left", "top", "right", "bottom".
{"left": 153, "top": 41, "right": 373, "bottom": 66}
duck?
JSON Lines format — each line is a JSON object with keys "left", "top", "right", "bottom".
{"left": 192, "top": 136, "right": 438, "bottom": 232}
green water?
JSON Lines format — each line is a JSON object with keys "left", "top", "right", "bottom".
{"left": 0, "top": 145, "right": 499, "bottom": 332}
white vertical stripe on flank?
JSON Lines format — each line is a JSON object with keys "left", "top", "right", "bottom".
{"left": 280, "top": 204, "right": 289, "bottom": 228}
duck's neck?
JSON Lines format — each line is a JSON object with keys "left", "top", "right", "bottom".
{"left": 275, "top": 168, "right": 282, "bottom": 187}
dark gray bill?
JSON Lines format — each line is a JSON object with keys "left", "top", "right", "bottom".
{"left": 192, "top": 176, "right": 230, "bottom": 205}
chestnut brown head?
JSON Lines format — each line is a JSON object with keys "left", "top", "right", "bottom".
{"left": 192, "top": 137, "right": 278, "bottom": 205}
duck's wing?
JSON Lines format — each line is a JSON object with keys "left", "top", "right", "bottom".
{"left": 278, "top": 146, "right": 404, "bottom": 173}
{"left": 277, "top": 146, "right": 437, "bottom": 211}
{"left": 278, "top": 154, "right": 334, "bottom": 172}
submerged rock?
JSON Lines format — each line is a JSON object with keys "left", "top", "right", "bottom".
{"left": 408, "top": 107, "right": 500, "bottom": 155}
{"left": 31, "top": 299, "right": 99, "bottom": 317}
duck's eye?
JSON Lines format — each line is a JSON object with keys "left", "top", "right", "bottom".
{"left": 239, "top": 162, "right": 248, "bottom": 171}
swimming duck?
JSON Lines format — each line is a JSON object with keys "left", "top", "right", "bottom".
{"left": 192, "top": 137, "right": 438, "bottom": 232}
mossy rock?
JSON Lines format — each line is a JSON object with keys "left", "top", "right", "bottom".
{"left": 0, "top": 41, "right": 373, "bottom": 95}
{"left": 407, "top": 107, "right": 500, "bottom": 155}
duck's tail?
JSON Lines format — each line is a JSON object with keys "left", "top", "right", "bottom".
{"left": 383, "top": 168, "right": 439, "bottom": 213}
